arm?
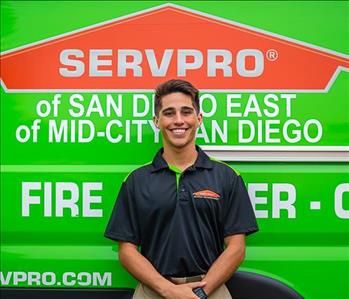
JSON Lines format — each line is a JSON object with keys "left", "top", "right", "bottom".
{"left": 119, "top": 241, "right": 206, "bottom": 299}
{"left": 202, "top": 234, "right": 245, "bottom": 296}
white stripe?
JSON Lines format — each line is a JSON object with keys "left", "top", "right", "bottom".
{"left": 1, "top": 164, "right": 139, "bottom": 173}
{"left": 1, "top": 4, "right": 348, "bottom": 92}
{"left": 201, "top": 146, "right": 349, "bottom": 152}
{"left": 1, "top": 3, "right": 348, "bottom": 59}
{"left": 0, "top": 3, "right": 173, "bottom": 55}
{"left": 203, "top": 147, "right": 349, "bottom": 162}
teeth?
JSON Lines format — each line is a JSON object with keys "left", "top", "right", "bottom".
{"left": 172, "top": 129, "right": 185, "bottom": 133}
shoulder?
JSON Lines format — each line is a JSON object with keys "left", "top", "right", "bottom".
{"left": 208, "top": 157, "right": 240, "bottom": 179}
{"left": 123, "top": 162, "right": 154, "bottom": 184}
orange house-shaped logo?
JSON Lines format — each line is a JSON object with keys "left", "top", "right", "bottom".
{"left": 1, "top": 4, "right": 348, "bottom": 92}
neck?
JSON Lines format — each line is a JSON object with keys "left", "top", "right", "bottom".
{"left": 162, "top": 143, "right": 198, "bottom": 171}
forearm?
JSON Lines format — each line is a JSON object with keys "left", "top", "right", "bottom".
{"left": 119, "top": 243, "right": 172, "bottom": 296}
{"left": 202, "top": 234, "right": 245, "bottom": 296}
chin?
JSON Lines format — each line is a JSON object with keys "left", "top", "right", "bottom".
{"left": 169, "top": 139, "right": 192, "bottom": 149}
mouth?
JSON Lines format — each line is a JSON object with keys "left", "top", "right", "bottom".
{"left": 169, "top": 128, "right": 188, "bottom": 136}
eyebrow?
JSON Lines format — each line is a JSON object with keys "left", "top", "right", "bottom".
{"left": 161, "top": 106, "right": 195, "bottom": 113}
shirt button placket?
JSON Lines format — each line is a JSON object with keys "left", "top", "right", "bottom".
{"left": 179, "top": 175, "right": 188, "bottom": 201}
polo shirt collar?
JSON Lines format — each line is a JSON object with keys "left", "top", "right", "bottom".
{"left": 151, "top": 145, "right": 213, "bottom": 172}
{"left": 194, "top": 146, "right": 214, "bottom": 169}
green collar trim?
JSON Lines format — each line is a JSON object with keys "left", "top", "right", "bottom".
{"left": 168, "top": 164, "right": 183, "bottom": 189}
{"left": 168, "top": 164, "right": 183, "bottom": 174}
{"left": 209, "top": 157, "right": 240, "bottom": 176}
{"left": 123, "top": 161, "right": 153, "bottom": 182}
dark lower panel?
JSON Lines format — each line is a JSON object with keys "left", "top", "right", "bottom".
{"left": 0, "top": 288, "right": 134, "bottom": 299}
{"left": 1, "top": 271, "right": 303, "bottom": 299}
{"left": 226, "top": 271, "right": 304, "bottom": 299}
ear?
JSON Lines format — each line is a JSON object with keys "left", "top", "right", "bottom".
{"left": 153, "top": 115, "right": 159, "bottom": 128}
{"left": 197, "top": 112, "right": 203, "bottom": 126}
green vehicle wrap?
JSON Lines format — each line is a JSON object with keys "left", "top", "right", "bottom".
{"left": 1, "top": 1, "right": 348, "bottom": 299}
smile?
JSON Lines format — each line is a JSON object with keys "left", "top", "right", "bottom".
{"left": 170, "top": 128, "right": 188, "bottom": 135}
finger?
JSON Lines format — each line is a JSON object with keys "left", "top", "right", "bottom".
{"left": 188, "top": 280, "right": 207, "bottom": 288}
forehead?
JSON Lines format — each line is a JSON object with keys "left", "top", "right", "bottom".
{"left": 160, "top": 92, "right": 194, "bottom": 110}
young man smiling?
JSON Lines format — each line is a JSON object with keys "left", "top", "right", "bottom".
{"left": 105, "top": 79, "right": 258, "bottom": 299}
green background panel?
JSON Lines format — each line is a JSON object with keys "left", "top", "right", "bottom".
{"left": 1, "top": 1, "right": 349, "bottom": 299}
{"left": 1, "top": 164, "right": 349, "bottom": 298}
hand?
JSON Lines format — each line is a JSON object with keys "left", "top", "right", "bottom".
{"left": 163, "top": 281, "right": 206, "bottom": 299}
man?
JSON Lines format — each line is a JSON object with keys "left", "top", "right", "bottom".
{"left": 105, "top": 79, "right": 258, "bottom": 299}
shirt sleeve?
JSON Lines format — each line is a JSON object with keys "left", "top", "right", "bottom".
{"left": 222, "top": 174, "right": 259, "bottom": 237}
{"left": 104, "top": 178, "right": 141, "bottom": 245}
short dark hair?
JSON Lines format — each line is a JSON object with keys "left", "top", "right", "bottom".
{"left": 154, "top": 79, "right": 200, "bottom": 116}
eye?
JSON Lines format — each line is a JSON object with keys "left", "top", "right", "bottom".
{"left": 163, "top": 110, "right": 174, "bottom": 116}
{"left": 182, "top": 108, "right": 194, "bottom": 115}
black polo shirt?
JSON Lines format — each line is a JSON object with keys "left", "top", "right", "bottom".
{"left": 105, "top": 146, "right": 258, "bottom": 277}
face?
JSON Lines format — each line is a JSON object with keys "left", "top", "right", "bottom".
{"left": 154, "top": 92, "right": 202, "bottom": 150}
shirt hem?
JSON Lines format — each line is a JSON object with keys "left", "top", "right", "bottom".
{"left": 223, "top": 226, "right": 259, "bottom": 237}
{"left": 104, "top": 231, "right": 140, "bottom": 245}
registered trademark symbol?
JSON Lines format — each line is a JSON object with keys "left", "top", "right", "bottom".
{"left": 266, "top": 49, "right": 278, "bottom": 61}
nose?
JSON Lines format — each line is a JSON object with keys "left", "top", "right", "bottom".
{"left": 174, "top": 111, "right": 184, "bottom": 126}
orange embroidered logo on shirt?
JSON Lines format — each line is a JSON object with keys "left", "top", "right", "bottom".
{"left": 193, "top": 190, "right": 220, "bottom": 200}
